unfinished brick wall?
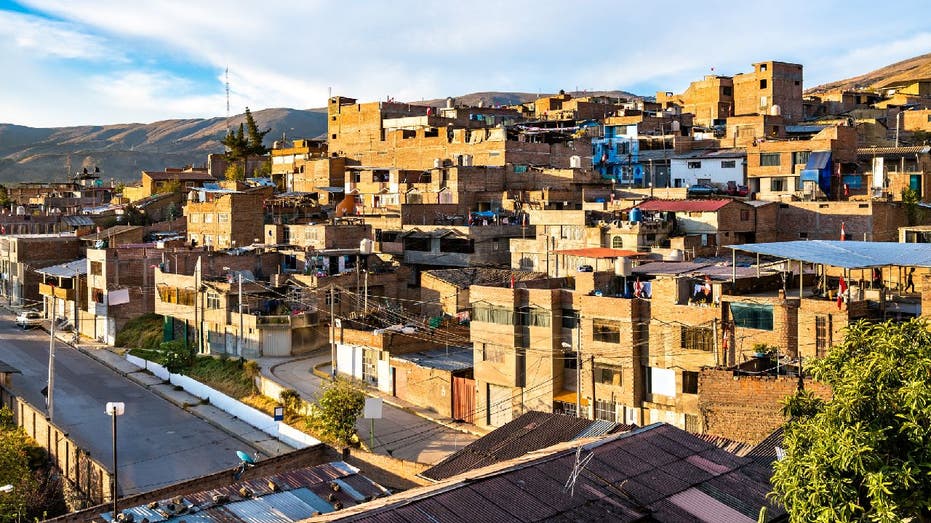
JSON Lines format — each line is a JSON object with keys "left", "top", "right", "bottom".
{"left": 698, "top": 369, "right": 831, "bottom": 444}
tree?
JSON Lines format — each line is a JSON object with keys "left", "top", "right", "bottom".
{"left": 224, "top": 163, "right": 245, "bottom": 182}
{"left": 903, "top": 187, "right": 922, "bottom": 226}
{"left": 309, "top": 379, "right": 365, "bottom": 445}
{"left": 222, "top": 107, "right": 269, "bottom": 179}
{"left": 0, "top": 406, "right": 65, "bottom": 522}
{"left": 772, "top": 319, "right": 931, "bottom": 522}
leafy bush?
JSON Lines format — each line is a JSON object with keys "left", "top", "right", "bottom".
{"left": 309, "top": 379, "right": 365, "bottom": 445}
{"left": 114, "top": 313, "right": 164, "bottom": 351}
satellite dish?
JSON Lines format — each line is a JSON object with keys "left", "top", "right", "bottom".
{"left": 236, "top": 451, "right": 255, "bottom": 464}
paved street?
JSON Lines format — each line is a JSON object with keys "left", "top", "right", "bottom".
{"left": 0, "top": 319, "right": 260, "bottom": 496}
{"left": 261, "top": 352, "right": 479, "bottom": 465}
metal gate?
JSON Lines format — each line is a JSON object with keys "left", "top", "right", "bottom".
{"left": 452, "top": 376, "right": 475, "bottom": 423}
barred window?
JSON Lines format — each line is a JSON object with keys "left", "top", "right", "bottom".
{"left": 681, "top": 326, "right": 714, "bottom": 351}
{"left": 594, "top": 399, "right": 616, "bottom": 422}
{"left": 206, "top": 292, "right": 221, "bottom": 309}
{"left": 597, "top": 366, "right": 622, "bottom": 386}
{"left": 593, "top": 319, "right": 621, "bottom": 344}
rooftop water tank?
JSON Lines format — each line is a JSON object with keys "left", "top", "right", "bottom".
{"left": 629, "top": 207, "right": 642, "bottom": 224}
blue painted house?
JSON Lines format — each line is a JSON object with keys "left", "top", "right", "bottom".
{"left": 592, "top": 123, "right": 644, "bottom": 184}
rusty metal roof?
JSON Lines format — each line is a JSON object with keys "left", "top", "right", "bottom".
{"left": 333, "top": 423, "right": 786, "bottom": 522}
{"left": 108, "top": 462, "right": 388, "bottom": 523}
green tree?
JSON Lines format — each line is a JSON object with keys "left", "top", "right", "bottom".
{"left": 224, "top": 163, "right": 245, "bottom": 182}
{"left": 903, "top": 187, "right": 923, "bottom": 226}
{"left": 222, "top": 107, "right": 269, "bottom": 179}
{"left": 310, "top": 379, "right": 365, "bottom": 445}
{"left": 0, "top": 185, "right": 10, "bottom": 207}
{"left": 0, "top": 406, "right": 65, "bottom": 522}
{"left": 772, "top": 319, "right": 931, "bottom": 522}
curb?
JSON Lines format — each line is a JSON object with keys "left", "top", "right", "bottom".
{"left": 69, "top": 343, "right": 284, "bottom": 457}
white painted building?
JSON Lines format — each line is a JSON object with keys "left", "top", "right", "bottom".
{"left": 669, "top": 150, "right": 746, "bottom": 189}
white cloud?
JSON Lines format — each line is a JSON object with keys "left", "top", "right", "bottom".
{"left": 0, "top": 9, "right": 121, "bottom": 61}
{"left": 4, "top": 1, "right": 931, "bottom": 126}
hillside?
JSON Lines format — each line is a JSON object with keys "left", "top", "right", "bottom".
{"left": 806, "top": 52, "right": 931, "bottom": 94}
{"left": 0, "top": 108, "right": 328, "bottom": 184}
{"left": 0, "top": 90, "right": 636, "bottom": 185}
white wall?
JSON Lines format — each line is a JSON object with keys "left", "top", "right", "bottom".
{"left": 670, "top": 157, "right": 744, "bottom": 187}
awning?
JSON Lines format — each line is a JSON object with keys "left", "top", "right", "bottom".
{"left": 729, "top": 240, "right": 931, "bottom": 269}
{"left": 799, "top": 170, "right": 820, "bottom": 183}
{"left": 805, "top": 151, "right": 831, "bottom": 170}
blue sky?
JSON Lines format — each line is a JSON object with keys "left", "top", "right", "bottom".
{"left": 1, "top": 0, "right": 930, "bottom": 127}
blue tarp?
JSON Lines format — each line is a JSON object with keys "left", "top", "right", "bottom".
{"left": 804, "top": 151, "right": 832, "bottom": 195}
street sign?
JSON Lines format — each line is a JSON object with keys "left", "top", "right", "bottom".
{"left": 363, "top": 397, "right": 383, "bottom": 419}
{"left": 273, "top": 406, "right": 284, "bottom": 422}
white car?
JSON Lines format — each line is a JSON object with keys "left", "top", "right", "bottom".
{"left": 16, "top": 311, "right": 43, "bottom": 329}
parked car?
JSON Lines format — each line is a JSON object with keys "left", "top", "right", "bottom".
{"left": 726, "top": 182, "right": 750, "bottom": 197}
{"left": 686, "top": 183, "right": 721, "bottom": 197}
{"left": 16, "top": 311, "right": 43, "bottom": 329}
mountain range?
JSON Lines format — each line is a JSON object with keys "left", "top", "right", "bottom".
{"left": 3, "top": 51, "right": 930, "bottom": 186}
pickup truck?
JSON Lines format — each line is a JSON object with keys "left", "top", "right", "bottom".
{"left": 16, "top": 311, "right": 43, "bottom": 329}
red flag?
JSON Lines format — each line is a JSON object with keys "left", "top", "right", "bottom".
{"left": 840, "top": 222, "right": 846, "bottom": 241}
{"left": 837, "top": 275, "right": 847, "bottom": 309}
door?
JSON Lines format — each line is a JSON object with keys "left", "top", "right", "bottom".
{"left": 487, "top": 383, "right": 512, "bottom": 427}
{"left": 452, "top": 376, "right": 475, "bottom": 423}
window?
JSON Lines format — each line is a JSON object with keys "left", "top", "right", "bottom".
{"left": 760, "top": 153, "right": 781, "bottom": 167}
{"left": 793, "top": 151, "right": 811, "bottom": 166}
{"left": 730, "top": 302, "right": 774, "bottom": 330}
{"left": 760, "top": 79, "right": 768, "bottom": 89}
{"left": 92, "top": 287, "right": 105, "bottom": 304}
{"left": 472, "top": 304, "right": 514, "bottom": 325}
{"left": 156, "top": 285, "right": 196, "bottom": 306}
{"left": 722, "top": 86, "right": 732, "bottom": 96}
{"left": 324, "top": 288, "right": 341, "bottom": 305}
{"left": 592, "top": 319, "right": 621, "bottom": 344}
{"left": 682, "top": 371, "right": 699, "bottom": 394}
{"left": 760, "top": 96, "right": 768, "bottom": 107}
{"left": 204, "top": 213, "right": 214, "bottom": 223}
{"left": 90, "top": 261, "right": 102, "bottom": 276}
{"left": 482, "top": 344, "right": 505, "bottom": 363}
{"left": 564, "top": 352, "right": 579, "bottom": 370}
{"left": 218, "top": 213, "right": 230, "bottom": 223}
{"left": 815, "top": 315, "right": 832, "bottom": 358}
{"left": 562, "top": 309, "right": 579, "bottom": 329}
{"left": 206, "top": 291, "right": 221, "bottom": 309}
{"left": 594, "top": 399, "right": 616, "bottom": 422}
{"left": 597, "top": 366, "right": 621, "bottom": 386}
{"left": 771, "top": 177, "right": 786, "bottom": 192}
{"left": 687, "top": 161, "right": 702, "bottom": 169}
{"left": 190, "top": 213, "right": 202, "bottom": 223}
{"left": 721, "top": 160, "right": 736, "bottom": 169}
{"left": 681, "top": 326, "right": 714, "bottom": 351}
{"left": 740, "top": 210, "right": 751, "bottom": 221}
{"left": 612, "top": 236, "right": 623, "bottom": 249}
{"left": 362, "top": 349, "right": 377, "bottom": 384}
{"left": 518, "top": 307, "right": 550, "bottom": 327}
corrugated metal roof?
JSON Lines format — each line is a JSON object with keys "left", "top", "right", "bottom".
{"left": 636, "top": 199, "right": 733, "bottom": 212}
{"left": 35, "top": 258, "right": 87, "bottom": 277}
{"left": 394, "top": 346, "right": 473, "bottom": 372}
{"left": 338, "top": 423, "right": 785, "bottom": 523}
{"left": 730, "top": 240, "right": 931, "bottom": 269}
{"left": 107, "top": 461, "right": 386, "bottom": 522}
{"left": 0, "top": 360, "right": 20, "bottom": 374}
{"left": 573, "top": 419, "right": 625, "bottom": 439}
{"left": 62, "top": 215, "right": 95, "bottom": 226}
{"left": 857, "top": 145, "right": 931, "bottom": 157}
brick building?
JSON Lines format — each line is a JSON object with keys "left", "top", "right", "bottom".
{"left": 185, "top": 185, "right": 274, "bottom": 249}
{"left": 656, "top": 75, "right": 734, "bottom": 128}
{"left": 746, "top": 124, "right": 857, "bottom": 200}
{"left": 0, "top": 234, "right": 82, "bottom": 308}
{"left": 733, "top": 61, "right": 803, "bottom": 123}
{"left": 122, "top": 168, "right": 216, "bottom": 203}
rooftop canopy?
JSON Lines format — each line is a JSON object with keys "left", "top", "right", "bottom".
{"left": 729, "top": 240, "right": 931, "bottom": 269}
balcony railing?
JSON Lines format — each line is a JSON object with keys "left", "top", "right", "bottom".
{"left": 39, "top": 283, "right": 74, "bottom": 301}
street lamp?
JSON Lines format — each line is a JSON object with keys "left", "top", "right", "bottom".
{"left": 106, "top": 401, "right": 125, "bottom": 521}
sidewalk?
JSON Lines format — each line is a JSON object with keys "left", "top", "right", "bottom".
{"left": 257, "top": 352, "right": 487, "bottom": 465}
{"left": 36, "top": 320, "right": 296, "bottom": 459}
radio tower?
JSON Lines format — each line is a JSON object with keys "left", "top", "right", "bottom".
{"left": 225, "top": 67, "right": 231, "bottom": 133}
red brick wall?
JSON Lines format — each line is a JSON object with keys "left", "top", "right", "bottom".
{"left": 698, "top": 368, "right": 831, "bottom": 444}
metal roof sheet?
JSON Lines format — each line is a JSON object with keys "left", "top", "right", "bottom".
{"left": 35, "top": 258, "right": 87, "bottom": 277}
{"left": 730, "top": 240, "right": 931, "bottom": 269}
{"left": 636, "top": 199, "right": 734, "bottom": 212}
{"left": 394, "top": 346, "right": 473, "bottom": 372}
{"left": 552, "top": 247, "right": 646, "bottom": 258}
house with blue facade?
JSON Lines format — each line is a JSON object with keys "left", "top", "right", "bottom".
{"left": 592, "top": 123, "right": 643, "bottom": 185}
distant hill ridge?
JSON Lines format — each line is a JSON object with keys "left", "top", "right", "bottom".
{"left": 0, "top": 90, "right": 634, "bottom": 185}
{"left": 806, "top": 52, "right": 931, "bottom": 94}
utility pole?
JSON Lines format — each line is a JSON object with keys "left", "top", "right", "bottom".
{"left": 48, "top": 292, "right": 56, "bottom": 422}
{"left": 589, "top": 355, "right": 596, "bottom": 420}
{"left": 238, "top": 272, "right": 243, "bottom": 356}
{"left": 576, "top": 322, "right": 582, "bottom": 418}
{"left": 330, "top": 285, "right": 337, "bottom": 377}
